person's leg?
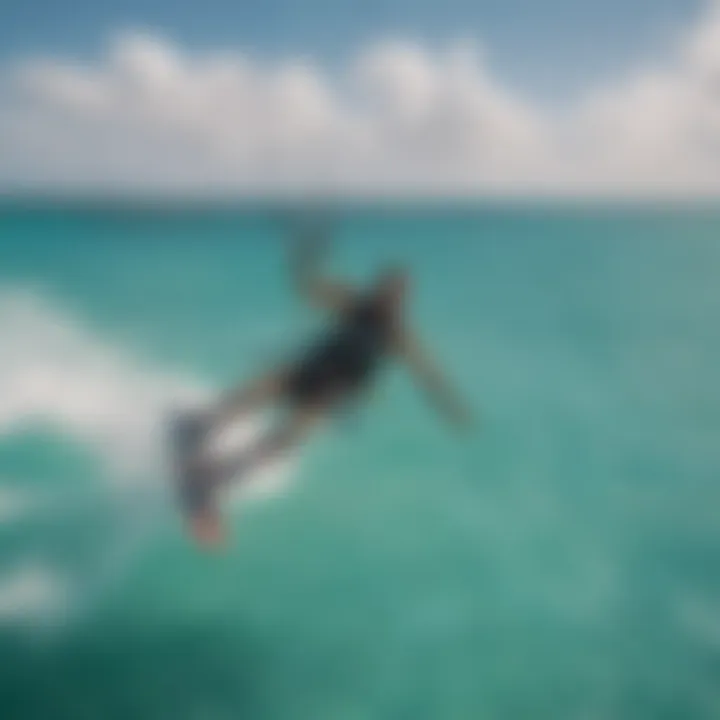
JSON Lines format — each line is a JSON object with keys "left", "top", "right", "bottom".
{"left": 217, "top": 404, "right": 323, "bottom": 485}
{"left": 185, "top": 405, "right": 324, "bottom": 549}
{"left": 176, "top": 368, "right": 289, "bottom": 485}
{"left": 210, "top": 369, "right": 289, "bottom": 429}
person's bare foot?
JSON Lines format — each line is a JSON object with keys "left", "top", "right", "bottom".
{"left": 189, "top": 508, "right": 226, "bottom": 549}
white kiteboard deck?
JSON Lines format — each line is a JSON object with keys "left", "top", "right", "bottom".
{"left": 167, "top": 408, "right": 292, "bottom": 519}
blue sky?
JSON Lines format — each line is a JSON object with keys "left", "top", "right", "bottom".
{"left": 0, "top": 0, "right": 705, "bottom": 101}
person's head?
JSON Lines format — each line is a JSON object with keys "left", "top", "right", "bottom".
{"left": 373, "top": 265, "right": 409, "bottom": 311}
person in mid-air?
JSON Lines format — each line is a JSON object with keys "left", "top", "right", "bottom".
{"left": 173, "top": 228, "right": 473, "bottom": 547}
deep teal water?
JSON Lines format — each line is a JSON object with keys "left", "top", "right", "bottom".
{"left": 1, "top": 204, "right": 719, "bottom": 719}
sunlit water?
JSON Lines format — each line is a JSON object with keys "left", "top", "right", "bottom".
{"left": 1, "top": 203, "right": 719, "bottom": 719}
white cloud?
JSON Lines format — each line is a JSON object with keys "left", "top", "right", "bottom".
{"left": 1, "top": 2, "right": 720, "bottom": 195}
{"left": 564, "top": 1, "right": 720, "bottom": 194}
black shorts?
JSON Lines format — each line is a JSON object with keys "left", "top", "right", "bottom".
{"left": 283, "top": 341, "right": 374, "bottom": 408}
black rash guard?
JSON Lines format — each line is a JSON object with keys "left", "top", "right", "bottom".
{"left": 284, "top": 296, "right": 396, "bottom": 406}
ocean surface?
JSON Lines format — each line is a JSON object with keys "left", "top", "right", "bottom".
{"left": 0, "top": 202, "right": 719, "bottom": 719}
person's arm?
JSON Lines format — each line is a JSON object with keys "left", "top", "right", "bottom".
{"left": 291, "top": 227, "right": 356, "bottom": 313}
{"left": 394, "top": 327, "right": 474, "bottom": 431}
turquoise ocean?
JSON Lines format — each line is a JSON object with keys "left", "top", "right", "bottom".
{"left": 0, "top": 203, "right": 719, "bottom": 719}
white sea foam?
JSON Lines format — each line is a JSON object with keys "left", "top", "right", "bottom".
{"left": 0, "top": 288, "right": 296, "bottom": 621}
{"left": 0, "top": 564, "right": 69, "bottom": 621}
{"left": 0, "top": 288, "right": 206, "bottom": 483}
{"left": 0, "top": 485, "right": 35, "bottom": 524}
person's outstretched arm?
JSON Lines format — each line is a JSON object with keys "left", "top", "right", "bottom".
{"left": 291, "top": 226, "right": 356, "bottom": 313}
{"left": 394, "top": 327, "right": 474, "bottom": 431}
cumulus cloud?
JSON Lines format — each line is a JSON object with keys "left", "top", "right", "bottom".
{"left": 1, "top": 1, "right": 720, "bottom": 195}
{"left": 565, "top": 1, "right": 720, "bottom": 194}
